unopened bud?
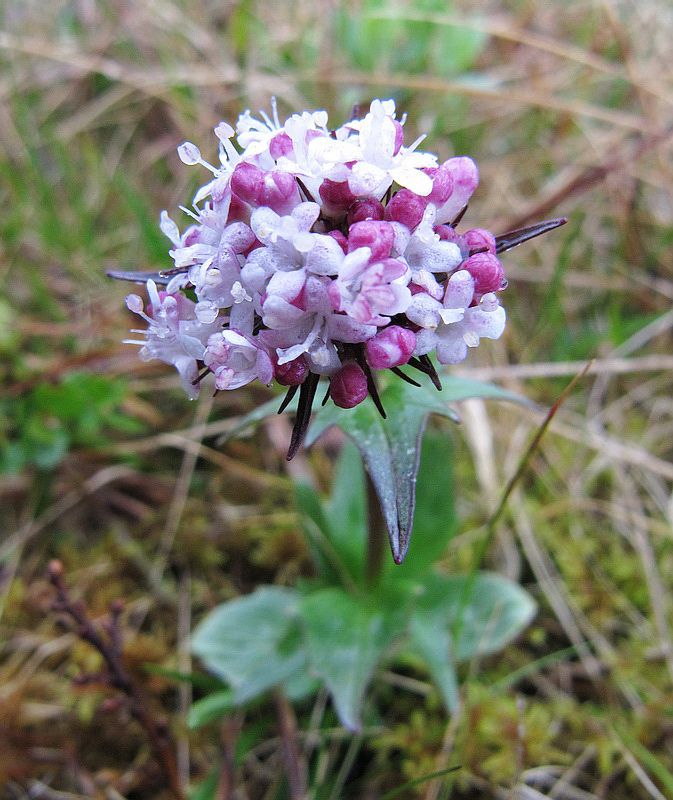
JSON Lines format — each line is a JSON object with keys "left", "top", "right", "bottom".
{"left": 330, "top": 362, "right": 368, "bottom": 408}
{"left": 424, "top": 164, "right": 454, "bottom": 205}
{"left": 365, "top": 326, "right": 417, "bottom": 369}
{"left": 319, "top": 179, "right": 356, "bottom": 216}
{"left": 385, "top": 189, "right": 427, "bottom": 232}
{"left": 269, "top": 131, "right": 294, "bottom": 160}
{"left": 464, "top": 228, "right": 496, "bottom": 254}
{"left": 347, "top": 221, "right": 394, "bottom": 261}
{"left": 231, "top": 162, "right": 265, "bottom": 206}
{"left": 461, "top": 252, "right": 504, "bottom": 295}
{"left": 347, "top": 198, "right": 385, "bottom": 226}
{"left": 260, "top": 170, "right": 300, "bottom": 215}
{"left": 275, "top": 356, "right": 309, "bottom": 386}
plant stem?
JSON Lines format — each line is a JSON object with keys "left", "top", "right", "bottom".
{"left": 365, "top": 469, "right": 386, "bottom": 586}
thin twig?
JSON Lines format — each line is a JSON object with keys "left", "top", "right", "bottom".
{"left": 272, "top": 689, "right": 308, "bottom": 800}
{"left": 47, "top": 561, "right": 187, "bottom": 800}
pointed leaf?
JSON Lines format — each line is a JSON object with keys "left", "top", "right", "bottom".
{"left": 299, "top": 587, "right": 408, "bottom": 731}
{"left": 192, "top": 587, "right": 306, "bottom": 704}
{"left": 387, "top": 431, "right": 457, "bottom": 580}
{"left": 307, "top": 376, "right": 526, "bottom": 563}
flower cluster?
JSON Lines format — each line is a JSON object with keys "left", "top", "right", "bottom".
{"left": 119, "top": 99, "right": 551, "bottom": 458}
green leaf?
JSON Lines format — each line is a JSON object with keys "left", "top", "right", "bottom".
{"left": 299, "top": 587, "right": 409, "bottom": 731}
{"left": 306, "top": 376, "right": 526, "bottom": 564}
{"left": 188, "top": 689, "right": 237, "bottom": 729}
{"left": 388, "top": 431, "right": 457, "bottom": 580}
{"left": 192, "top": 587, "right": 306, "bottom": 704}
{"left": 418, "top": 573, "right": 537, "bottom": 662}
{"left": 324, "top": 439, "right": 368, "bottom": 585}
{"left": 408, "top": 610, "right": 459, "bottom": 712}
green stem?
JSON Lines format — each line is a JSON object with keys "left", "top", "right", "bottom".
{"left": 365, "top": 469, "right": 386, "bottom": 586}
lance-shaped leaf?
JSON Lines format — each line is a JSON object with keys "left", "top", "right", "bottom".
{"left": 306, "top": 376, "right": 527, "bottom": 564}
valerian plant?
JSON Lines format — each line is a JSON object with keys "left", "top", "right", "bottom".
{"left": 110, "top": 99, "right": 564, "bottom": 739}
{"left": 110, "top": 98, "right": 564, "bottom": 561}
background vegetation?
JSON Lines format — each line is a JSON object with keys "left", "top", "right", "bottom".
{"left": 2, "top": 0, "right": 673, "bottom": 797}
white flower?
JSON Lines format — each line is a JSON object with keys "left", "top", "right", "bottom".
{"left": 124, "top": 280, "right": 220, "bottom": 399}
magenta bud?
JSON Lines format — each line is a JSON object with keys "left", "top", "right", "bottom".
{"left": 463, "top": 228, "right": 496, "bottom": 254}
{"left": 347, "top": 220, "right": 394, "bottom": 261}
{"left": 230, "top": 162, "right": 264, "bottom": 206}
{"left": 260, "top": 170, "right": 299, "bottom": 215}
{"left": 384, "top": 188, "right": 427, "bottom": 231}
{"left": 319, "top": 179, "right": 356, "bottom": 215}
{"left": 424, "top": 164, "right": 454, "bottom": 205}
{"left": 327, "top": 229, "right": 348, "bottom": 253}
{"left": 365, "top": 326, "right": 417, "bottom": 369}
{"left": 347, "top": 198, "right": 385, "bottom": 226}
{"left": 434, "top": 224, "right": 464, "bottom": 245}
{"left": 461, "top": 252, "right": 504, "bottom": 295}
{"left": 274, "top": 356, "right": 308, "bottom": 386}
{"left": 445, "top": 156, "right": 479, "bottom": 194}
{"left": 330, "top": 362, "right": 368, "bottom": 408}
{"left": 269, "top": 131, "right": 293, "bottom": 160}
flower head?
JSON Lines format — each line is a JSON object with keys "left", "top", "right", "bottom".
{"left": 115, "top": 99, "right": 565, "bottom": 458}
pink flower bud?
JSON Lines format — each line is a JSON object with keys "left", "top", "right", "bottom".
{"left": 319, "top": 179, "right": 356, "bottom": 216}
{"left": 384, "top": 188, "right": 427, "bottom": 231}
{"left": 434, "top": 224, "right": 464, "bottom": 245}
{"left": 446, "top": 156, "right": 479, "bottom": 195}
{"left": 461, "top": 252, "right": 504, "bottom": 295}
{"left": 231, "top": 162, "right": 264, "bottom": 206}
{"left": 347, "top": 198, "right": 385, "bottom": 226}
{"left": 330, "top": 362, "right": 369, "bottom": 408}
{"left": 347, "top": 220, "right": 394, "bottom": 261}
{"left": 269, "top": 131, "right": 293, "bottom": 159}
{"left": 260, "top": 170, "right": 300, "bottom": 215}
{"left": 327, "top": 230, "right": 348, "bottom": 253}
{"left": 424, "top": 164, "right": 454, "bottom": 205}
{"left": 274, "top": 356, "right": 308, "bottom": 386}
{"left": 463, "top": 228, "right": 496, "bottom": 254}
{"left": 365, "top": 326, "right": 417, "bottom": 369}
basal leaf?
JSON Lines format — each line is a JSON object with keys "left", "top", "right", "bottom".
{"left": 417, "top": 572, "right": 537, "bottom": 661}
{"left": 299, "top": 587, "right": 407, "bottom": 731}
{"left": 191, "top": 586, "right": 306, "bottom": 704}
{"left": 408, "top": 611, "right": 459, "bottom": 712}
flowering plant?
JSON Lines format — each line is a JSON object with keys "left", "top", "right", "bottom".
{"left": 108, "top": 99, "right": 566, "bottom": 734}
{"left": 113, "top": 99, "right": 563, "bottom": 462}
